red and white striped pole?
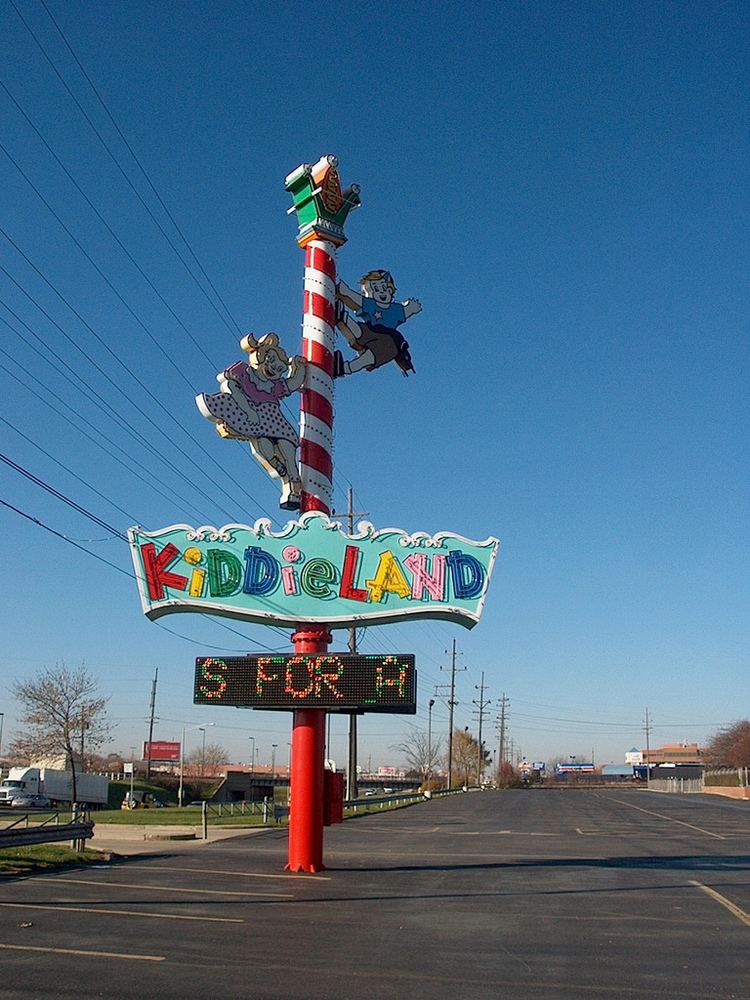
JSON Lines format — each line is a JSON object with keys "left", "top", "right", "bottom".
{"left": 287, "top": 238, "right": 337, "bottom": 872}
{"left": 298, "top": 239, "right": 337, "bottom": 514}
{"left": 285, "top": 156, "right": 358, "bottom": 872}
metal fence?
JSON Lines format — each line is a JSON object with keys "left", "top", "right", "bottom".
{"left": 648, "top": 777, "right": 705, "bottom": 794}
{"left": 704, "top": 767, "right": 749, "bottom": 788}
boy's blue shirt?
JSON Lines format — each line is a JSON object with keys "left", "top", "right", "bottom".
{"left": 357, "top": 297, "right": 406, "bottom": 328}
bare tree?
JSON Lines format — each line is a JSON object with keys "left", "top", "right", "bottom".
{"left": 10, "top": 664, "right": 111, "bottom": 803}
{"left": 185, "top": 742, "right": 230, "bottom": 776}
{"left": 450, "top": 728, "right": 492, "bottom": 786}
{"left": 393, "top": 729, "right": 443, "bottom": 783}
{"left": 704, "top": 721, "right": 750, "bottom": 768}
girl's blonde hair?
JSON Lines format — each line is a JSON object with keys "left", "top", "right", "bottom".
{"left": 240, "top": 333, "right": 290, "bottom": 368}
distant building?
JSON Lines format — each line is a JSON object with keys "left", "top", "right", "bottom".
{"left": 601, "top": 764, "right": 635, "bottom": 778}
{"left": 642, "top": 742, "right": 702, "bottom": 765}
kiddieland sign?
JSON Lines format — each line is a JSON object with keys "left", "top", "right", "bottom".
{"left": 128, "top": 511, "right": 499, "bottom": 630}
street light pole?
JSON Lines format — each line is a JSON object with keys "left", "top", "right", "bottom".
{"left": 179, "top": 723, "right": 214, "bottom": 807}
{"left": 271, "top": 744, "right": 278, "bottom": 777}
{"left": 200, "top": 727, "right": 206, "bottom": 777}
{"left": 179, "top": 726, "right": 186, "bottom": 808}
{"left": 248, "top": 737, "right": 256, "bottom": 773}
{"left": 0, "top": 712, "right": 4, "bottom": 761}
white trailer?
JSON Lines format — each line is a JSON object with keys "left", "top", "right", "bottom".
{"left": 0, "top": 767, "right": 109, "bottom": 807}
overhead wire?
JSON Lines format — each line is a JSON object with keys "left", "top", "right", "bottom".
{"left": 0, "top": 72, "right": 277, "bottom": 509}
{"left": 39, "top": 0, "right": 244, "bottom": 339}
{"left": 0, "top": 450, "right": 129, "bottom": 538}
{"left": 0, "top": 174, "right": 273, "bottom": 520}
{"left": 4, "top": 5, "right": 296, "bottom": 504}
{"left": 9, "top": 0, "right": 239, "bottom": 341}
{"left": 0, "top": 78, "right": 221, "bottom": 371}
{"left": 0, "top": 496, "right": 134, "bottom": 579}
{"left": 11, "top": 0, "right": 366, "bottom": 511}
{"left": 0, "top": 285, "right": 238, "bottom": 522}
{"left": 0, "top": 336, "right": 201, "bottom": 515}
{"left": 0, "top": 492, "right": 286, "bottom": 654}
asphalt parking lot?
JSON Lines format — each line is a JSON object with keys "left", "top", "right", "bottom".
{"left": 1, "top": 788, "right": 749, "bottom": 999}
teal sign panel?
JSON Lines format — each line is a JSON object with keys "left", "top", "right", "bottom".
{"left": 128, "top": 512, "right": 499, "bottom": 630}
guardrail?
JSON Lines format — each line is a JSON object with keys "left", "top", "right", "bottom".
{"left": 271, "top": 786, "right": 468, "bottom": 824}
{"left": 347, "top": 789, "right": 426, "bottom": 812}
{"left": 0, "top": 812, "right": 94, "bottom": 850}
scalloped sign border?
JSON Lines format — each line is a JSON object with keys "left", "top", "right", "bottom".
{"left": 128, "top": 511, "right": 499, "bottom": 630}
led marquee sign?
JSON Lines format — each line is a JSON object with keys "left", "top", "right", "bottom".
{"left": 194, "top": 653, "right": 417, "bottom": 713}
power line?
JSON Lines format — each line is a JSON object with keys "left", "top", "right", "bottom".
{"left": 39, "top": 0, "right": 243, "bottom": 339}
{"left": 0, "top": 338, "right": 201, "bottom": 516}
{"left": 0, "top": 287, "right": 239, "bottom": 522}
{"left": 0, "top": 496, "right": 133, "bottom": 579}
{"left": 0, "top": 76, "right": 221, "bottom": 372}
{"left": 9, "top": 0, "right": 239, "bottom": 341}
{"left": 0, "top": 450, "right": 127, "bottom": 539}
{"left": 4, "top": 13, "right": 388, "bottom": 526}
{"left": 0, "top": 204, "right": 270, "bottom": 520}
{"left": 0, "top": 494, "right": 286, "bottom": 655}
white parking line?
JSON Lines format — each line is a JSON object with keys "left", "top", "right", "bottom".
{"left": 0, "top": 901, "right": 243, "bottom": 923}
{"left": 121, "top": 864, "right": 328, "bottom": 881}
{"left": 30, "top": 876, "right": 294, "bottom": 898}
{"left": 690, "top": 881, "right": 750, "bottom": 928}
{"left": 0, "top": 942, "right": 165, "bottom": 962}
{"left": 609, "top": 797, "right": 725, "bottom": 839}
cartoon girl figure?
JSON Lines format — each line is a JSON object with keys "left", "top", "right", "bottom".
{"left": 196, "top": 333, "right": 306, "bottom": 510}
{"left": 334, "top": 269, "right": 422, "bottom": 377}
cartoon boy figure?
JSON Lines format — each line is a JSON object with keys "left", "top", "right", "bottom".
{"left": 334, "top": 269, "right": 422, "bottom": 377}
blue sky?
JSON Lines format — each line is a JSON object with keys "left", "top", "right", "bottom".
{"left": 0, "top": 1, "right": 747, "bottom": 771}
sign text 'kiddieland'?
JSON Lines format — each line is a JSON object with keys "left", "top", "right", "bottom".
{"left": 128, "top": 512, "right": 499, "bottom": 630}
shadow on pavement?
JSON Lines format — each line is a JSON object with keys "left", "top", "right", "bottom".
{"left": 333, "top": 853, "right": 750, "bottom": 874}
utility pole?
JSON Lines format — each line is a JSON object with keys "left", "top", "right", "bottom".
{"left": 472, "top": 671, "right": 490, "bottom": 787}
{"left": 146, "top": 667, "right": 158, "bottom": 780}
{"left": 438, "top": 639, "right": 466, "bottom": 788}
{"left": 79, "top": 711, "right": 87, "bottom": 772}
{"left": 427, "top": 698, "right": 435, "bottom": 785}
{"left": 335, "top": 485, "right": 368, "bottom": 801}
{"left": 497, "top": 693, "right": 509, "bottom": 778}
{"left": 644, "top": 708, "right": 652, "bottom": 787}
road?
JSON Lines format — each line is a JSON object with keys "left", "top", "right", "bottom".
{"left": 1, "top": 789, "right": 749, "bottom": 999}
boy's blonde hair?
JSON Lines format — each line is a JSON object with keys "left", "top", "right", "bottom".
{"left": 360, "top": 269, "right": 395, "bottom": 294}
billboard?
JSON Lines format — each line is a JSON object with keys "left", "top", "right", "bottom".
{"left": 143, "top": 741, "right": 181, "bottom": 762}
{"left": 194, "top": 653, "right": 416, "bottom": 714}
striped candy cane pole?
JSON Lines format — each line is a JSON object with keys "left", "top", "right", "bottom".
{"left": 286, "top": 238, "right": 336, "bottom": 872}
{"left": 285, "top": 156, "right": 359, "bottom": 872}
{"left": 299, "top": 239, "right": 337, "bottom": 515}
